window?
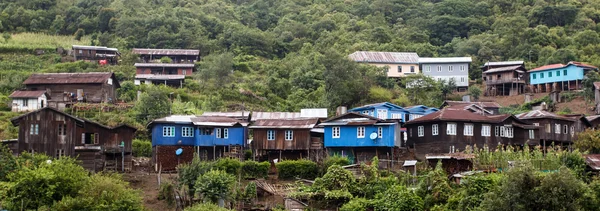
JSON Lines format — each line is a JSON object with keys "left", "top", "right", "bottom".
{"left": 182, "top": 70, "right": 187, "bottom": 75}
{"left": 533, "top": 123, "right": 539, "bottom": 126}
{"left": 549, "top": 72, "right": 552, "bottom": 77}
{"left": 464, "top": 124, "right": 474, "bottom": 136}
{"left": 447, "top": 123, "right": 457, "bottom": 135}
{"left": 182, "top": 127, "right": 194, "bottom": 137}
{"left": 533, "top": 73, "right": 536, "bottom": 79}
{"left": 285, "top": 130, "right": 293, "bottom": 141}
{"left": 437, "top": 66, "right": 442, "bottom": 72}
{"left": 362, "top": 110, "right": 369, "bottom": 115}
{"left": 482, "top": 125, "right": 491, "bottom": 137}
{"left": 541, "top": 73, "right": 544, "bottom": 78}
{"left": 377, "top": 127, "right": 383, "bottom": 138}
{"left": 56, "top": 149, "right": 65, "bottom": 159}
{"left": 398, "top": 66, "right": 402, "bottom": 73}
{"left": 377, "top": 109, "right": 388, "bottom": 119}
{"left": 332, "top": 127, "right": 340, "bottom": 138}
{"left": 460, "top": 65, "right": 466, "bottom": 71}
{"left": 267, "top": 130, "right": 275, "bottom": 140}
{"left": 449, "top": 66, "right": 453, "bottom": 72}
{"left": 495, "top": 126, "right": 499, "bottom": 136}
{"left": 224, "top": 128, "right": 229, "bottom": 139}
{"left": 392, "top": 113, "right": 401, "bottom": 119}
{"left": 57, "top": 124, "right": 67, "bottom": 136}
{"left": 546, "top": 124, "right": 551, "bottom": 133}
{"left": 410, "top": 66, "right": 415, "bottom": 72}
{"left": 505, "top": 127, "right": 513, "bottom": 138}
{"left": 563, "top": 125, "right": 568, "bottom": 134}
{"left": 216, "top": 128, "right": 222, "bottom": 138}
{"left": 409, "top": 114, "right": 423, "bottom": 120}
{"left": 529, "top": 130, "right": 535, "bottom": 139}
{"left": 23, "top": 99, "right": 28, "bottom": 107}
{"left": 418, "top": 126, "right": 424, "bottom": 137}
{"left": 426, "top": 66, "right": 431, "bottom": 72}
{"left": 564, "top": 69, "right": 567, "bottom": 76}
{"left": 357, "top": 127, "right": 365, "bottom": 138}
{"left": 163, "top": 126, "right": 175, "bottom": 137}
{"left": 555, "top": 124, "right": 561, "bottom": 134}
{"left": 571, "top": 126, "right": 575, "bottom": 137}
{"left": 78, "top": 50, "right": 83, "bottom": 54}
{"left": 432, "top": 124, "right": 439, "bottom": 136}
{"left": 410, "top": 128, "right": 412, "bottom": 137}
{"left": 556, "top": 70, "right": 560, "bottom": 76}
{"left": 460, "top": 77, "right": 465, "bottom": 82}
{"left": 500, "top": 126, "right": 505, "bottom": 137}
{"left": 91, "top": 133, "right": 99, "bottom": 144}
{"left": 200, "top": 128, "right": 213, "bottom": 135}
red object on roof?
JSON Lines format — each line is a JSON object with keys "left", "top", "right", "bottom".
{"left": 8, "top": 90, "right": 47, "bottom": 98}
{"left": 23, "top": 72, "right": 113, "bottom": 85}
{"left": 529, "top": 61, "right": 598, "bottom": 72}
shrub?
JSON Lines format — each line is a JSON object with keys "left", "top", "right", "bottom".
{"left": 276, "top": 159, "right": 318, "bottom": 180}
{"left": 132, "top": 139, "right": 152, "bottom": 157}
{"left": 184, "top": 203, "right": 233, "bottom": 211}
{"left": 178, "top": 157, "right": 214, "bottom": 197}
{"left": 195, "top": 170, "right": 236, "bottom": 203}
{"left": 158, "top": 182, "right": 176, "bottom": 207}
{"left": 322, "top": 155, "right": 350, "bottom": 174}
{"left": 241, "top": 161, "right": 270, "bottom": 179}
{"left": 214, "top": 158, "right": 242, "bottom": 175}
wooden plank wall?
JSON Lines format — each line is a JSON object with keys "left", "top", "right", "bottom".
{"left": 253, "top": 129, "right": 311, "bottom": 150}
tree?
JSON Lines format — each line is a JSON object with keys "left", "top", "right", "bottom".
{"left": 574, "top": 129, "right": 600, "bottom": 153}
{"left": 375, "top": 185, "right": 424, "bottom": 211}
{"left": 2, "top": 32, "right": 11, "bottom": 43}
{"left": 439, "top": 78, "right": 457, "bottom": 100}
{"left": 117, "top": 81, "right": 137, "bottom": 102}
{"left": 195, "top": 52, "right": 234, "bottom": 84}
{"left": 133, "top": 85, "right": 171, "bottom": 122}
{"left": 402, "top": 74, "right": 441, "bottom": 106}
{"left": 468, "top": 86, "right": 482, "bottom": 101}
{"left": 160, "top": 56, "right": 173, "bottom": 63}
{"left": 194, "top": 170, "right": 236, "bottom": 203}
{"left": 582, "top": 71, "right": 600, "bottom": 103}
{"left": 416, "top": 162, "right": 453, "bottom": 209}
{"left": 74, "top": 28, "right": 85, "bottom": 41}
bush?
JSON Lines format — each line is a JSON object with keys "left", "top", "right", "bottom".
{"left": 132, "top": 139, "right": 152, "bottom": 157}
{"left": 241, "top": 161, "right": 270, "bottom": 179}
{"left": 322, "top": 155, "right": 351, "bottom": 174}
{"left": 276, "top": 159, "right": 319, "bottom": 180}
{"left": 158, "top": 182, "right": 175, "bottom": 207}
{"left": 214, "top": 158, "right": 242, "bottom": 175}
{"left": 184, "top": 203, "right": 233, "bottom": 211}
{"left": 341, "top": 198, "right": 374, "bottom": 211}
{"left": 195, "top": 170, "right": 236, "bottom": 203}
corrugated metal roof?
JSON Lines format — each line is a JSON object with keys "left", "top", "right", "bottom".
{"left": 482, "top": 61, "right": 524, "bottom": 67}
{"left": 529, "top": 61, "right": 598, "bottom": 72}
{"left": 515, "top": 110, "right": 576, "bottom": 121}
{"left": 585, "top": 154, "right": 600, "bottom": 170}
{"left": 445, "top": 104, "right": 492, "bottom": 115}
{"left": 587, "top": 115, "right": 600, "bottom": 122}
{"left": 132, "top": 48, "right": 199, "bottom": 55}
{"left": 153, "top": 115, "right": 195, "bottom": 124}
{"left": 403, "top": 160, "right": 417, "bottom": 166}
{"left": 135, "top": 74, "right": 185, "bottom": 80}
{"left": 72, "top": 45, "right": 118, "bottom": 52}
{"left": 300, "top": 108, "right": 328, "bottom": 118}
{"left": 8, "top": 90, "right": 47, "bottom": 98}
{"left": 23, "top": 72, "right": 113, "bottom": 85}
{"left": 405, "top": 108, "right": 511, "bottom": 125}
{"left": 252, "top": 112, "right": 302, "bottom": 121}
{"left": 134, "top": 63, "right": 195, "bottom": 68}
{"left": 482, "top": 65, "right": 523, "bottom": 74}
{"left": 191, "top": 116, "right": 248, "bottom": 126}
{"left": 249, "top": 118, "right": 319, "bottom": 129}
{"left": 349, "top": 102, "right": 406, "bottom": 112}
{"left": 443, "top": 101, "right": 501, "bottom": 109}
{"left": 418, "top": 57, "right": 472, "bottom": 63}
{"left": 321, "top": 112, "right": 392, "bottom": 126}
{"left": 349, "top": 51, "right": 419, "bottom": 64}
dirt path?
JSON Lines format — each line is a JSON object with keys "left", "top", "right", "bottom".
{"left": 124, "top": 172, "right": 176, "bottom": 211}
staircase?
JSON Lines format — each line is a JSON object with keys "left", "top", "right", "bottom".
{"left": 226, "top": 145, "right": 243, "bottom": 159}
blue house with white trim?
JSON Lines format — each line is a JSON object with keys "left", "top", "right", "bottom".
{"left": 529, "top": 61, "right": 598, "bottom": 92}
{"left": 405, "top": 105, "right": 439, "bottom": 120}
{"left": 348, "top": 102, "right": 410, "bottom": 123}
{"left": 321, "top": 112, "right": 401, "bottom": 164}
{"left": 149, "top": 114, "right": 249, "bottom": 170}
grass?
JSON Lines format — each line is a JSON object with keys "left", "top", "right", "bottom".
{"left": 0, "top": 33, "right": 91, "bottom": 53}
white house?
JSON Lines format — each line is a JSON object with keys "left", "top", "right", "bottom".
{"left": 9, "top": 90, "right": 48, "bottom": 112}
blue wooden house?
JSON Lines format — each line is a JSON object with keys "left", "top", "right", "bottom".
{"left": 320, "top": 112, "right": 401, "bottom": 164}
{"left": 529, "top": 61, "right": 598, "bottom": 92}
{"left": 348, "top": 102, "right": 409, "bottom": 123}
{"left": 405, "top": 105, "right": 439, "bottom": 120}
{"left": 149, "top": 114, "right": 249, "bottom": 170}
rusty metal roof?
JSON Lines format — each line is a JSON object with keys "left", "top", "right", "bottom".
{"left": 23, "top": 72, "right": 114, "bottom": 85}
{"left": 483, "top": 65, "right": 524, "bottom": 74}
{"left": 349, "top": 51, "right": 419, "bottom": 64}
{"left": 585, "top": 154, "right": 600, "bottom": 170}
{"left": 8, "top": 90, "right": 47, "bottom": 98}
{"left": 445, "top": 104, "right": 492, "bottom": 115}
{"left": 515, "top": 110, "right": 576, "bottom": 121}
{"left": 249, "top": 118, "right": 319, "bottom": 129}
{"left": 442, "top": 100, "right": 501, "bottom": 109}
{"left": 405, "top": 108, "right": 512, "bottom": 125}
{"left": 134, "top": 63, "right": 195, "bottom": 68}
{"left": 132, "top": 48, "right": 199, "bottom": 56}
{"left": 252, "top": 112, "right": 302, "bottom": 121}
{"left": 191, "top": 116, "right": 248, "bottom": 126}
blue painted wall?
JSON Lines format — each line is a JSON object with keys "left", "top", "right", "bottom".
{"left": 152, "top": 123, "right": 247, "bottom": 147}
{"left": 323, "top": 124, "right": 398, "bottom": 147}
{"left": 529, "top": 65, "right": 584, "bottom": 85}
{"left": 151, "top": 123, "right": 196, "bottom": 146}
{"left": 197, "top": 126, "right": 246, "bottom": 146}
{"left": 349, "top": 103, "right": 409, "bottom": 122}
{"left": 406, "top": 105, "right": 439, "bottom": 120}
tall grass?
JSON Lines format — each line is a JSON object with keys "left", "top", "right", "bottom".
{"left": 0, "top": 33, "right": 91, "bottom": 53}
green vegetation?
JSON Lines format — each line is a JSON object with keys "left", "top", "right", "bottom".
{"left": 276, "top": 159, "right": 319, "bottom": 180}
{"left": 131, "top": 139, "right": 151, "bottom": 157}
{"left": 0, "top": 33, "right": 90, "bottom": 53}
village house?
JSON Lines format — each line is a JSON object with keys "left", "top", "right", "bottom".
{"left": 515, "top": 110, "right": 591, "bottom": 148}
{"left": 10, "top": 107, "right": 137, "bottom": 172}
{"left": 21, "top": 72, "right": 120, "bottom": 110}
{"left": 348, "top": 51, "right": 420, "bottom": 78}
{"left": 72, "top": 45, "right": 120, "bottom": 65}
{"left": 8, "top": 90, "right": 49, "bottom": 112}
{"left": 419, "top": 57, "right": 472, "bottom": 92}
{"left": 586, "top": 115, "right": 600, "bottom": 129}
{"left": 443, "top": 103, "right": 493, "bottom": 115}
{"left": 593, "top": 82, "right": 600, "bottom": 114}
{"left": 404, "top": 108, "right": 539, "bottom": 159}
{"left": 149, "top": 113, "right": 249, "bottom": 170}
{"left": 321, "top": 112, "right": 402, "bottom": 164}
{"left": 132, "top": 49, "right": 199, "bottom": 87}
{"left": 348, "top": 102, "right": 410, "bottom": 122}
{"left": 404, "top": 105, "right": 440, "bottom": 120}
{"left": 441, "top": 100, "right": 502, "bottom": 115}
{"left": 529, "top": 61, "right": 598, "bottom": 93}
{"left": 132, "top": 48, "right": 199, "bottom": 63}
{"left": 250, "top": 109, "right": 327, "bottom": 161}
{"left": 481, "top": 61, "right": 528, "bottom": 96}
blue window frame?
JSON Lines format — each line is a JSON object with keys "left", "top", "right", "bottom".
{"left": 267, "top": 130, "right": 275, "bottom": 141}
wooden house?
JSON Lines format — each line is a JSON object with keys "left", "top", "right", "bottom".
{"left": 404, "top": 108, "right": 539, "bottom": 159}
{"left": 321, "top": 112, "right": 402, "bottom": 164}
{"left": 482, "top": 61, "right": 527, "bottom": 96}
{"left": 134, "top": 63, "right": 195, "bottom": 87}
{"left": 10, "top": 107, "right": 136, "bottom": 172}
{"left": 529, "top": 61, "right": 598, "bottom": 93}
{"left": 586, "top": 115, "right": 600, "bottom": 129}
{"left": 515, "top": 110, "right": 590, "bottom": 147}
{"left": 8, "top": 90, "right": 49, "bottom": 112}
{"left": 22, "top": 72, "right": 119, "bottom": 110}
{"left": 441, "top": 100, "right": 502, "bottom": 115}
{"left": 349, "top": 51, "right": 420, "bottom": 78}
{"left": 132, "top": 48, "right": 199, "bottom": 63}
{"left": 72, "top": 45, "right": 120, "bottom": 65}
{"left": 250, "top": 118, "right": 321, "bottom": 161}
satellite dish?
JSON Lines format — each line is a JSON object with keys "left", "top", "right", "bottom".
{"left": 175, "top": 148, "right": 183, "bottom": 156}
{"left": 369, "top": 132, "right": 378, "bottom": 140}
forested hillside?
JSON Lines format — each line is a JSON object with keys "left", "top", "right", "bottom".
{"left": 0, "top": 0, "right": 599, "bottom": 131}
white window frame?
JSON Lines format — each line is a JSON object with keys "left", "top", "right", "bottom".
{"left": 216, "top": 128, "right": 222, "bottom": 138}
{"left": 223, "top": 128, "right": 229, "bottom": 139}
{"left": 418, "top": 126, "right": 424, "bottom": 137}
{"left": 285, "top": 130, "right": 293, "bottom": 141}
{"left": 447, "top": 123, "right": 457, "bottom": 135}
{"left": 529, "top": 130, "right": 535, "bottom": 139}
{"left": 267, "top": 130, "right": 275, "bottom": 141}
{"left": 377, "top": 109, "right": 388, "bottom": 119}
{"left": 357, "top": 127, "right": 365, "bottom": 138}
{"left": 464, "top": 124, "right": 473, "bottom": 136}
{"left": 546, "top": 124, "right": 551, "bottom": 133}
{"left": 182, "top": 126, "right": 194, "bottom": 137}
{"left": 432, "top": 124, "right": 438, "bottom": 136}
{"left": 482, "top": 125, "right": 491, "bottom": 137}
{"left": 332, "top": 127, "right": 340, "bottom": 138}
{"left": 448, "top": 66, "right": 453, "bottom": 72}
{"left": 460, "top": 77, "right": 465, "bottom": 82}
{"left": 563, "top": 125, "right": 568, "bottom": 134}
{"left": 500, "top": 126, "right": 505, "bottom": 137}
{"left": 162, "top": 126, "right": 175, "bottom": 137}
{"left": 362, "top": 110, "right": 369, "bottom": 115}
{"left": 437, "top": 66, "right": 442, "bottom": 72}
{"left": 460, "top": 65, "right": 466, "bottom": 71}
{"left": 426, "top": 66, "right": 431, "bottom": 72}
{"left": 392, "top": 113, "right": 401, "bottom": 119}
{"left": 506, "top": 127, "right": 514, "bottom": 138}
{"left": 377, "top": 127, "right": 383, "bottom": 138}
{"left": 555, "top": 124, "right": 561, "bottom": 134}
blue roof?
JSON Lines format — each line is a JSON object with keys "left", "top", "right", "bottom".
{"left": 348, "top": 102, "right": 407, "bottom": 112}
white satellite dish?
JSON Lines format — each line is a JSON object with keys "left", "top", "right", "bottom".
{"left": 369, "top": 132, "right": 378, "bottom": 140}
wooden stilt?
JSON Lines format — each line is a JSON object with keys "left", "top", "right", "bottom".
{"left": 213, "top": 145, "right": 216, "bottom": 160}
{"left": 279, "top": 150, "right": 282, "bottom": 161}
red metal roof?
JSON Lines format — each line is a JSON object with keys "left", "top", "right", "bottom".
{"left": 249, "top": 118, "right": 319, "bottom": 129}
{"left": 8, "top": 90, "right": 47, "bottom": 98}
{"left": 529, "top": 61, "right": 598, "bottom": 72}
{"left": 405, "top": 108, "right": 510, "bottom": 125}
{"left": 23, "top": 72, "right": 113, "bottom": 85}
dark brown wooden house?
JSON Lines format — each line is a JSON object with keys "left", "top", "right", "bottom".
{"left": 250, "top": 118, "right": 321, "bottom": 161}
{"left": 132, "top": 48, "right": 199, "bottom": 63}
{"left": 134, "top": 63, "right": 194, "bottom": 87}
{"left": 72, "top": 45, "right": 120, "bottom": 65}
{"left": 10, "top": 107, "right": 136, "bottom": 172}
{"left": 481, "top": 61, "right": 527, "bottom": 96}
{"left": 405, "top": 108, "right": 539, "bottom": 159}
{"left": 22, "top": 72, "right": 119, "bottom": 110}
{"left": 441, "top": 100, "right": 502, "bottom": 115}
{"left": 587, "top": 115, "right": 600, "bottom": 129}
{"left": 515, "top": 110, "right": 590, "bottom": 148}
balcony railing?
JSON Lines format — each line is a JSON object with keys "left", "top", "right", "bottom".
{"left": 484, "top": 78, "right": 525, "bottom": 85}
